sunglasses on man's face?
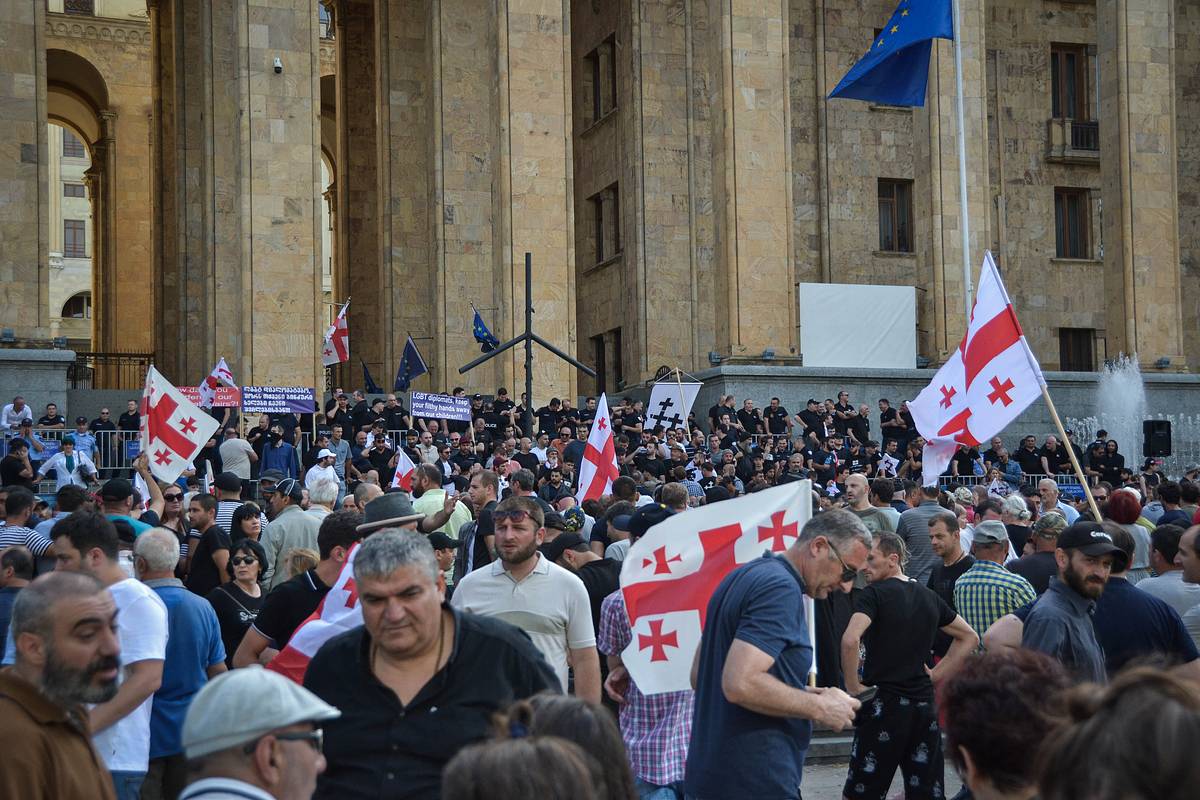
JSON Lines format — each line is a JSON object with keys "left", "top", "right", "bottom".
{"left": 493, "top": 509, "right": 536, "bottom": 525}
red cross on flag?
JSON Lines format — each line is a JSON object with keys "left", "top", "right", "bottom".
{"left": 575, "top": 393, "right": 619, "bottom": 502}
{"left": 321, "top": 302, "right": 350, "bottom": 367}
{"left": 908, "top": 251, "right": 1046, "bottom": 486}
{"left": 197, "top": 357, "right": 237, "bottom": 409}
{"left": 139, "top": 365, "right": 222, "bottom": 484}
{"left": 391, "top": 446, "right": 416, "bottom": 491}
{"left": 267, "top": 542, "right": 362, "bottom": 683}
{"left": 620, "top": 480, "right": 812, "bottom": 694}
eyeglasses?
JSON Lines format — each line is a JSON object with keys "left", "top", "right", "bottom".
{"left": 244, "top": 729, "right": 323, "bottom": 755}
{"left": 163, "top": 494, "right": 183, "bottom": 501}
{"left": 230, "top": 556, "right": 259, "bottom": 566}
{"left": 493, "top": 509, "right": 534, "bottom": 524}
{"left": 829, "top": 545, "right": 859, "bottom": 583}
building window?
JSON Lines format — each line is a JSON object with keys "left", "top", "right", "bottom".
{"left": 61, "top": 292, "right": 92, "bottom": 320}
{"left": 62, "top": 128, "right": 86, "bottom": 158}
{"left": 1059, "top": 328, "right": 1095, "bottom": 371}
{"left": 612, "top": 327, "right": 624, "bottom": 389}
{"left": 318, "top": 4, "right": 334, "bottom": 39}
{"left": 589, "top": 183, "right": 621, "bottom": 264}
{"left": 1055, "top": 187, "right": 1090, "bottom": 259}
{"left": 64, "top": 219, "right": 87, "bottom": 258}
{"left": 64, "top": 0, "right": 96, "bottom": 15}
{"left": 583, "top": 35, "right": 618, "bottom": 126}
{"left": 63, "top": 183, "right": 86, "bottom": 198}
{"left": 592, "top": 334, "right": 607, "bottom": 394}
{"left": 878, "top": 179, "right": 913, "bottom": 253}
{"left": 1051, "top": 44, "right": 1088, "bottom": 119}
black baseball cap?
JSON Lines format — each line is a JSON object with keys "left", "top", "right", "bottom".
{"left": 274, "top": 478, "right": 305, "bottom": 503}
{"left": 1057, "top": 521, "right": 1129, "bottom": 570}
{"left": 214, "top": 472, "right": 243, "bottom": 492}
{"left": 75, "top": 415, "right": 88, "bottom": 424}
{"left": 427, "top": 532, "right": 457, "bottom": 551}
{"left": 541, "top": 532, "right": 587, "bottom": 564}
{"left": 629, "top": 503, "right": 675, "bottom": 540}
{"left": 259, "top": 469, "right": 285, "bottom": 484}
{"left": 101, "top": 478, "right": 134, "bottom": 501}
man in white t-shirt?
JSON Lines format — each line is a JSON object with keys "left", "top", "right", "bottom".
{"left": 305, "top": 448, "right": 339, "bottom": 491}
{"left": 51, "top": 510, "right": 168, "bottom": 800}
{"left": 451, "top": 495, "right": 600, "bottom": 703}
{"left": 217, "top": 427, "right": 257, "bottom": 482}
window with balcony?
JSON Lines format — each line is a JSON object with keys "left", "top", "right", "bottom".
{"left": 1059, "top": 328, "right": 1095, "bottom": 371}
{"left": 878, "top": 179, "right": 914, "bottom": 253}
{"left": 64, "top": 0, "right": 95, "bottom": 15}
{"left": 589, "top": 183, "right": 621, "bottom": 264}
{"left": 1055, "top": 187, "right": 1090, "bottom": 259}
{"left": 1051, "top": 44, "right": 1088, "bottom": 119}
{"left": 63, "top": 183, "right": 86, "bottom": 198}
{"left": 583, "top": 35, "right": 618, "bottom": 127}
{"left": 62, "top": 128, "right": 86, "bottom": 158}
{"left": 64, "top": 219, "right": 87, "bottom": 258}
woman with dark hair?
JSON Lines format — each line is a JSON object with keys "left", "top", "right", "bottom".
{"left": 941, "top": 650, "right": 1071, "bottom": 800}
{"left": 206, "top": 538, "right": 267, "bottom": 668}
{"left": 1039, "top": 667, "right": 1200, "bottom": 799}
{"left": 1104, "top": 489, "right": 1152, "bottom": 583}
{"left": 156, "top": 483, "right": 190, "bottom": 576}
{"left": 498, "top": 695, "right": 637, "bottom": 800}
{"left": 229, "top": 502, "right": 264, "bottom": 545}
{"left": 442, "top": 737, "right": 599, "bottom": 800}
{"left": 1099, "top": 439, "right": 1124, "bottom": 487}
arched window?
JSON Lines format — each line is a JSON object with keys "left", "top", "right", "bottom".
{"left": 62, "top": 292, "right": 92, "bottom": 320}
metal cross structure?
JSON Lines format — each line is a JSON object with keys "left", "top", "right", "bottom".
{"left": 459, "top": 252, "right": 596, "bottom": 435}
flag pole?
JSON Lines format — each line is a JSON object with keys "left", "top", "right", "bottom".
{"left": 1040, "top": 385, "right": 1102, "bottom": 523}
{"left": 951, "top": 0, "right": 973, "bottom": 320}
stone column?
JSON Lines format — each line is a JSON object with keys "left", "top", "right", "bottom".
{"left": 151, "top": 0, "right": 324, "bottom": 388}
{"left": 914, "top": 0, "right": 992, "bottom": 361}
{"left": 0, "top": 0, "right": 49, "bottom": 341}
{"left": 1098, "top": 0, "right": 1186, "bottom": 369}
{"left": 87, "top": 111, "right": 119, "bottom": 353}
{"left": 705, "top": 0, "right": 797, "bottom": 363}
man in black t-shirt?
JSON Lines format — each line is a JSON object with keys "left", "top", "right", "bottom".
{"left": 117, "top": 399, "right": 141, "bottom": 432}
{"left": 1013, "top": 435, "right": 1043, "bottom": 476}
{"left": 796, "top": 398, "right": 824, "bottom": 443}
{"left": 877, "top": 398, "right": 904, "bottom": 445}
{"left": 0, "top": 439, "right": 36, "bottom": 489}
{"left": 764, "top": 397, "right": 792, "bottom": 436}
{"left": 735, "top": 399, "right": 765, "bottom": 435}
{"left": 534, "top": 398, "right": 564, "bottom": 435}
{"left": 36, "top": 403, "right": 66, "bottom": 428}
{"left": 832, "top": 391, "right": 855, "bottom": 437}
{"left": 184, "top": 493, "right": 232, "bottom": 597}
{"left": 841, "top": 532, "right": 978, "bottom": 800}
{"left": 926, "top": 511, "right": 975, "bottom": 659}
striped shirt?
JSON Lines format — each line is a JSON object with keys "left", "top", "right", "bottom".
{"left": 214, "top": 500, "right": 268, "bottom": 542}
{"left": 954, "top": 558, "right": 1037, "bottom": 639}
{"left": 0, "top": 524, "right": 53, "bottom": 557}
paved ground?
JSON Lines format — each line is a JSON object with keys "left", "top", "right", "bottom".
{"left": 801, "top": 762, "right": 964, "bottom": 798}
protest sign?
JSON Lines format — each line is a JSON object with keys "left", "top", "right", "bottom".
{"left": 410, "top": 391, "right": 472, "bottom": 422}
{"left": 241, "top": 386, "right": 317, "bottom": 415}
{"left": 180, "top": 386, "right": 241, "bottom": 407}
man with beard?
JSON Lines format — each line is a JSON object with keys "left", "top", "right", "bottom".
{"left": 1021, "top": 521, "right": 1126, "bottom": 682}
{"left": 0, "top": 571, "right": 121, "bottom": 799}
{"left": 451, "top": 496, "right": 601, "bottom": 704}
{"left": 50, "top": 512, "right": 168, "bottom": 800}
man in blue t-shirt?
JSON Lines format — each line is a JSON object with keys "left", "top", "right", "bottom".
{"left": 684, "top": 509, "right": 872, "bottom": 800}
{"left": 135, "top": 530, "right": 227, "bottom": 799}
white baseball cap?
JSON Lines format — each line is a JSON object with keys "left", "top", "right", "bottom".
{"left": 318, "top": 448, "right": 337, "bottom": 460}
{"left": 183, "top": 666, "right": 340, "bottom": 759}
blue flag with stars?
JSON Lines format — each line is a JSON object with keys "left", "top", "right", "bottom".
{"left": 472, "top": 307, "right": 500, "bottom": 353}
{"left": 828, "top": 0, "right": 953, "bottom": 107}
{"left": 361, "top": 360, "right": 382, "bottom": 394}
{"left": 394, "top": 336, "right": 428, "bottom": 392}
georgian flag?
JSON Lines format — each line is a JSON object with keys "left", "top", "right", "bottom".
{"left": 391, "top": 447, "right": 416, "bottom": 491}
{"left": 620, "top": 481, "right": 813, "bottom": 694}
{"left": 575, "top": 393, "right": 619, "bottom": 502}
{"left": 322, "top": 302, "right": 350, "bottom": 366}
{"left": 139, "top": 366, "right": 221, "bottom": 484}
{"left": 197, "top": 357, "right": 236, "bottom": 409}
{"left": 908, "top": 251, "right": 1047, "bottom": 486}
{"left": 267, "top": 543, "right": 362, "bottom": 683}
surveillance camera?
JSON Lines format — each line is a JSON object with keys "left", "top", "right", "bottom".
{"left": 273, "top": 57, "right": 283, "bottom": 74}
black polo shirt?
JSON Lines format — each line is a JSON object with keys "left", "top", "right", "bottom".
{"left": 304, "top": 607, "right": 560, "bottom": 800}
{"left": 252, "top": 569, "right": 329, "bottom": 648}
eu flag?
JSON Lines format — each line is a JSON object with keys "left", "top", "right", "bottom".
{"left": 361, "top": 360, "right": 382, "bottom": 394}
{"left": 472, "top": 308, "right": 500, "bottom": 353}
{"left": 828, "top": 0, "right": 953, "bottom": 107}
{"left": 394, "top": 336, "right": 429, "bottom": 392}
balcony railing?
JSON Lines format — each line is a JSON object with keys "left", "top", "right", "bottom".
{"left": 1047, "top": 118, "right": 1101, "bottom": 164}
{"left": 68, "top": 351, "right": 152, "bottom": 390}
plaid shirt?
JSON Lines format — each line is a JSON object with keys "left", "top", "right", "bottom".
{"left": 954, "top": 558, "right": 1037, "bottom": 638}
{"left": 597, "top": 590, "right": 693, "bottom": 785}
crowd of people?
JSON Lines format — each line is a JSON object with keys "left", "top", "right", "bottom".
{"left": 2, "top": 385, "right": 1200, "bottom": 800}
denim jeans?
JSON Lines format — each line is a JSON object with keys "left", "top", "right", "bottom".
{"left": 637, "top": 779, "right": 683, "bottom": 800}
{"left": 110, "top": 770, "right": 146, "bottom": 800}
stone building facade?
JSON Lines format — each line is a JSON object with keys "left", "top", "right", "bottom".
{"left": 0, "top": 0, "right": 1194, "bottom": 396}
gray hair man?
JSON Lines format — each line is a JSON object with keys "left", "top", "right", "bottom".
{"left": 302, "top": 530, "right": 559, "bottom": 799}
{"left": 181, "top": 666, "right": 339, "bottom": 800}
{"left": 0, "top": 571, "right": 121, "bottom": 799}
{"left": 307, "top": 479, "right": 339, "bottom": 521}
{"left": 686, "top": 508, "right": 873, "bottom": 799}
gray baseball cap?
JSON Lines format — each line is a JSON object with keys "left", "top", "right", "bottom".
{"left": 183, "top": 666, "right": 340, "bottom": 759}
{"left": 971, "top": 519, "right": 1010, "bottom": 545}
